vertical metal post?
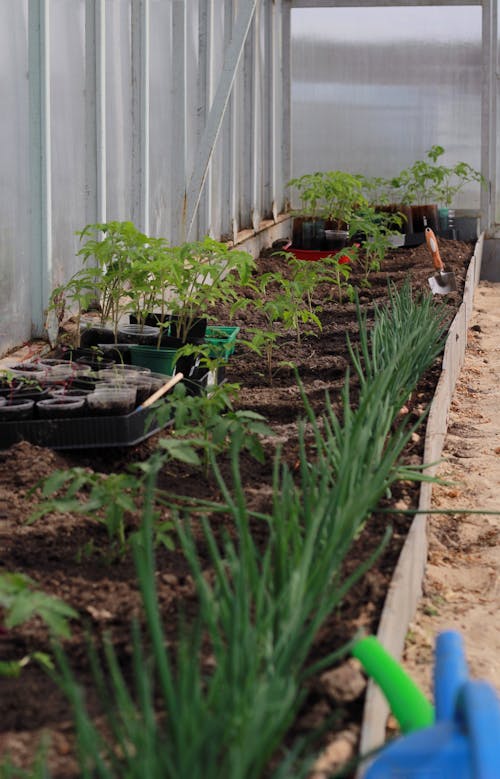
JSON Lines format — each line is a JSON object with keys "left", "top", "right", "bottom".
{"left": 85, "top": 0, "right": 107, "bottom": 227}
{"left": 172, "top": 0, "right": 188, "bottom": 242}
{"left": 265, "top": 0, "right": 281, "bottom": 222}
{"left": 481, "top": 0, "right": 492, "bottom": 232}
{"left": 132, "top": 0, "right": 150, "bottom": 233}
{"left": 480, "top": 0, "right": 497, "bottom": 233}
{"left": 281, "top": 0, "right": 291, "bottom": 212}
{"left": 250, "top": 1, "right": 261, "bottom": 231}
{"left": 198, "top": 0, "right": 215, "bottom": 237}
{"left": 222, "top": 0, "right": 237, "bottom": 241}
{"left": 29, "top": 0, "right": 52, "bottom": 337}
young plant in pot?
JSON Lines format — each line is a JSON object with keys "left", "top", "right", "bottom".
{"left": 390, "top": 146, "right": 444, "bottom": 234}
{"left": 120, "top": 234, "right": 173, "bottom": 346}
{"left": 358, "top": 174, "right": 412, "bottom": 240}
{"left": 389, "top": 145, "right": 483, "bottom": 237}
{"left": 76, "top": 221, "right": 151, "bottom": 344}
{"left": 320, "top": 170, "right": 367, "bottom": 250}
{"left": 161, "top": 236, "right": 254, "bottom": 346}
{"left": 287, "top": 172, "right": 327, "bottom": 249}
{"left": 431, "top": 152, "right": 484, "bottom": 238}
{"left": 127, "top": 237, "right": 254, "bottom": 378}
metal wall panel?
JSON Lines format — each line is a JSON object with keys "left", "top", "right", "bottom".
{"left": 51, "top": 0, "right": 87, "bottom": 286}
{"left": 0, "top": 0, "right": 289, "bottom": 353}
{"left": 291, "top": 6, "right": 484, "bottom": 210}
{"left": 0, "top": 0, "right": 31, "bottom": 353}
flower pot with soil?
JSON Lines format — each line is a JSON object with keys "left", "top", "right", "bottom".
{"left": 36, "top": 396, "right": 86, "bottom": 418}
{"left": 390, "top": 145, "right": 484, "bottom": 241}
{"left": 98, "top": 365, "right": 153, "bottom": 405}
{"left": 287, "top": 170, "right": 366, "bottom": 257}
{"left": 87, "top": 385, "right": 137, "bottom": 416}
{"left": 117, "top": 324, "right": 160, "bottom": 345}
{"left": 0, "top": 398, "right": 35, "bottom": 420}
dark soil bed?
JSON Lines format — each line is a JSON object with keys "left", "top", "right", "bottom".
{"left": 0, "top": 238, "right": 474, "bottom": 777}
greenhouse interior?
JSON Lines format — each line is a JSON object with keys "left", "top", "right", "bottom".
{"left": 0, "top": 1, "right": 499, "bottom": 778}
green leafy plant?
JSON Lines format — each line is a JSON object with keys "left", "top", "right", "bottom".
{"left": 47, "top": 265, "right": 102, "bottom": 348}
{"left": 320, "top": 170, "right": 366, "bottom": 229}
{"left": 28, "top": 469, "right": 141, "bottom": 560}
{"left": 164, "top": 237, "right": 254, "bottom": 344}
{"left": 76, "top": 221, "right": 152, "bottom": 341}
{"left": 390, "top": 145, "right": 484, "bottom": 206}
{"left": 124, "top": 234, "right": 171, "bottom": 337}
{"left": 152, "top": 379, "right": 272, "bottom": 475}
{"left": 28, "top": 468, "right": 176, "bottom": 561}
{"left": 244, "top": 269, "right": 322, "bottom": 383}
{"left": 288, "top": 170, "right": 366, "bottom": 229}
{"left": 318, "top": 249, "right": 357, "bottom": 303}
{"left": 286, "top": 171, "right": 326, "bottom": 219}
{"left": 0, "top": 572, "right": 77, "bottom": 638}
{"left": 0, "top": 572, "right": 77, "bottom": 678}
{"left": 349, "top": 206, "right": 404, "bottom": 284}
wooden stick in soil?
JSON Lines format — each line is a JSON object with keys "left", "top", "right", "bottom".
{"left": 138, "top": 372, "right": 184, "bottom": 410}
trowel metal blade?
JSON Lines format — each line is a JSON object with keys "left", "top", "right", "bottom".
{"left": 428, "top": 272, "right": 457, "bottom": 295}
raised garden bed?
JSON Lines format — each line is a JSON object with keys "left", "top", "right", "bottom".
{"left": 0, "top": 236, "right": 477, "bottom": 777}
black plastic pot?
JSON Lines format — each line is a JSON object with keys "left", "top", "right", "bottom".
{"left": 324, "top": 229, "right": 349, "bottom": 251}
{"left": 80, "top": 324, "right": 115, "bottom": 348}
{"left": 410, "top": 204, "right": 439, "bottom": 234}
{"left": 168, "top": 316, "right": 207, "bottom": 342}
{"left": 182, "top": 367, "right": 210, "bottom": 397}
{"left": 130, "top": 312, "right": 171, "bottom": 328}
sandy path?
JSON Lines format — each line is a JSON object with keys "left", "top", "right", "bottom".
{"left": 403, "top": 281, "right": 500, "bottom": 696}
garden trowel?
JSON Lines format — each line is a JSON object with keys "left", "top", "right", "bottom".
{"left": 425, "top": 227, "right": 457, "bottom": 294}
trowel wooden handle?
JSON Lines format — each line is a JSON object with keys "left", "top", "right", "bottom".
{"left": 139, "top": 372, "right": 184, "bottom": 409}
{"left": 425, "top": 227, "right": 444, "bottom": 272}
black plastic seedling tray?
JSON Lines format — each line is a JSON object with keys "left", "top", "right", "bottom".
{"left": 0, "top": 404, "right": 171, "bottom": 451}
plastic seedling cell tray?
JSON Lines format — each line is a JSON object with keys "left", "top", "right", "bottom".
{"left": 0, "top": 403, "right": 172, "bottom": 450}
{"left": 205, "top": 326, "right": 240, "bottom": 359}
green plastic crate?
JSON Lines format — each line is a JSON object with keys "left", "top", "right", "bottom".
{"left": 205, "top": 326, "right": 240, "bottom": 360}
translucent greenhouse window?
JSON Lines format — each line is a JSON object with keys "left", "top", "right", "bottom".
{"left": 291, "top": 6, "right": 483, "bottom": 211}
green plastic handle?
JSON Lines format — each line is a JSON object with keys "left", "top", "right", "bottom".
{"left": 352, "top": 636, "right": 435, "bottom": 733}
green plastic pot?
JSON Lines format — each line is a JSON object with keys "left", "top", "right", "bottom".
{"left": 128, "top": 345, "right": 177, "bottom": 375}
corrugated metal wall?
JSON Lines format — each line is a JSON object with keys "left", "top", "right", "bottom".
{"left": 0, "top": 0, "right": 291, "bottom": 355}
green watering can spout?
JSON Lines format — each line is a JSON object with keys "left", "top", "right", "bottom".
{"left": 352, "top": 635, "right": 435, "bottom": 734}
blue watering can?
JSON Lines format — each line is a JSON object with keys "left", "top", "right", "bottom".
{"left": 353, "top": 630, "right": 500, "bottom": 779}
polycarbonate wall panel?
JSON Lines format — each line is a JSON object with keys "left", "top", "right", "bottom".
{"left": 106, "top": 2, "right": 134, "bottom": 221}
{"left": 50, "top": 0, "right": 87, "bottom": 287}
{"left": 0, "top": 0, "right": 289, "bottom": 354}
{"left": 291, "top": 6, "right": 483, "bottom": 210}
{"left": 0, "top": 1, "right": 31, "bottom": 353}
